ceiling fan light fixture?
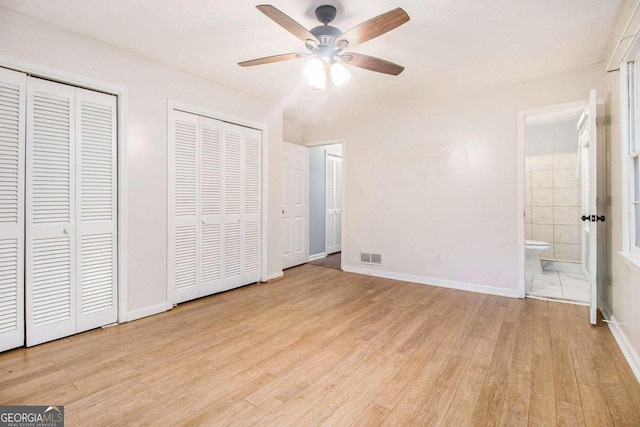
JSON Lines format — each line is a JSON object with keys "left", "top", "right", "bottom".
{"left": 330, "top": 61, "right": 350, "bottom": 86}
{"left": 305, "top": 57, "right": 326, "bottom": 91}
{"left": 241, "top": 5, "right": 410, "bottom": 85}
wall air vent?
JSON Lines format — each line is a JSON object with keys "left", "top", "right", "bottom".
{"left": 360, "top": 252, "right": 382, "bottom": 265}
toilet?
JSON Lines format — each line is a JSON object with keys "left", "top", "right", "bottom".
{"left": 525, "top": 240, "right": 551, "bottom": 275}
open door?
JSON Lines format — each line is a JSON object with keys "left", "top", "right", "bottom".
{"left": 282, "top": 142, "right": 308, "bottom": 269}
{"left": 579, "top": 89, "right": 602, "bottom": 325}
{"left": 326, "top": 154, "right": 342, "bottom": 255}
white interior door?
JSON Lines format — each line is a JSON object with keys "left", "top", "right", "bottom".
{"left": 75, "top": 88, "right": 118, "bottom": 333}
{"left": 169, "top": 112, "right": 262, "bottom": 303}
{"left": 579, "top": 89, "right": 600, "bottom": 325}
{"left": 220, "top": 122, "right": 262, "bottom": 291}
{"left": 242, "top": 127, "right": 262, "bottom": 285}
{"left": 26, "top": 77, "right": 77, "bottom": 346}
{"left": 26, "top": 78, "right": 118, "bottom": 346}
{"left": 169, "top": 111, "right": 199, "bottom": 304}
{"left": 282, "top": 142, "right": 308, "bottom": 269}
{"left": 0, "top": 68, "right": 26, "bottom": 352}
{"left": 222, "top": 123, "right": 243, "bottom": 290}
{"left": 199, "top": 117, "right": 223, "bottom": 296}
{"left": 326, "top": 153, "right": 342, "bottom": 255}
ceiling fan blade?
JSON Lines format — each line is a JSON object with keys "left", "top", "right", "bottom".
{"left": 336, "top": 8, "right": 409, "bottom": 48}
{"left": 238, "top": 53, "right": 308, "bottom": 67}
{"left": 337, "top": 52, "right": 405, "bottom": 76}
{"left": 256, "top": 5, "right": 318, "bottom": 44}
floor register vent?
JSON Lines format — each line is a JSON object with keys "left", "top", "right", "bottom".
{"left": 360, "top": 252, "right": 382, "bottom": 265}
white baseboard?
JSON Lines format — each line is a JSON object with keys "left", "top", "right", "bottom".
{"left": 265, "top": 271, "right": 284, "bottom": 281}
{"left": 342, "top": 265, "right": 521, "bottom": 298}
{"left": 601, "top": 305, "right": 640, "bottom": 384}
{"left": 308, "top": 252, "right": 327, "bottom": 261}
{"left": 126, "top": 302, "right": 171, "bottom": 322}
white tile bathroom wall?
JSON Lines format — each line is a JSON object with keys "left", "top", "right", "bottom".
{"left": 525, "top": 152, "right": 581, "bottom": 261}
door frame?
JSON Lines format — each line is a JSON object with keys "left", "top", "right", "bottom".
{"left": 516, "top": 99, "right": 591, "bottom": 299}
{"left": 0, "top": 54, "right": 129, "bottom": 323}
{"left": 167, "top": 100, "right": 269, "bottom": 308}
{"left": 304, "top": 139, "right": 346, "bottom": 267}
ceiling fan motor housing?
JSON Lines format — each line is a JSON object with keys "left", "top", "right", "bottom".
{"left": 311, "top": 25, "right": 341, "bottom": 45}
{"left": 315, "top": 5, "right": 337, "bottom": 24}
{"left": 311, "top": 5, "right": 343, "bottom": 55}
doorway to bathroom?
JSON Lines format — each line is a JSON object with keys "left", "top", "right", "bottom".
{"left": 307, "top": 141, "right": 343, "bottom": 270}
{"left": 517, "top": 91, "right": 605, "bottom": 324}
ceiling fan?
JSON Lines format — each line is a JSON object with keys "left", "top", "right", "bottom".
{"left": 238, "top": 4, "right": 410, "bottom": 90}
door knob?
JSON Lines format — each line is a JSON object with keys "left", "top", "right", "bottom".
{"left": 63, "top": 228, "right": 71, "bottom": 235}
{"left": 201, "top": 220, "right": 206, "bottom": 225}
{"left": 581, "top": 214, "right": 605, "bottom": 222}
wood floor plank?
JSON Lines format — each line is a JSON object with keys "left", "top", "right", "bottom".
{"left": 578, "top": 383, "right": 615, "bottom": 427}
{"left": 498, "top": 367, "right": 531, "bottom": 427}
{"left": 470, "top": 321, "right": 518, "bottom": 426}
{"left": 557, "top": 400, "right": 586, "bottom": 426}
{"left": 528, "top": 353, "right": 557, "bottom": 426}
{"left": 0, "top": 264, "right": 638, "bottom": 426}
{"left": 350, "top": 402, "right": 390, "bottom": 427}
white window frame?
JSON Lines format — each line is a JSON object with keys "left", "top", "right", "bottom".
{"left": 620, "top": 45, "right": 640, "bottom": 270}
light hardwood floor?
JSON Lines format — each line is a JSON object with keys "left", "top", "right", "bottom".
{"left": 307, "top": 252, "right": 341, "bottom": 270}
{"left": 1, "top": 264, "right": 639, "bottom": 426}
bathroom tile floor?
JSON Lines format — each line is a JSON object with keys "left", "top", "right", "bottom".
{"left": 526, "top": 260, "right": 590, "bottom": 303}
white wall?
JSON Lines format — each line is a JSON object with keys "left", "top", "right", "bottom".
{"left": 304, "top": 65, "right": 603, "bottom": 296}
{"left": 525, "top": 119, "right": 579, "bottom": 156}
{"left": 0, "top": 8, "right": 283, "bottom": 318}
{"left": 283, "top": 120, "right": 304, "bottom": 145}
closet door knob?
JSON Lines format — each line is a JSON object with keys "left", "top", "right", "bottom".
{"left": 201, "top": 220, "right": 206, "bottom": 225}
{"left": 63, "top": 228, "right": 71, "bottom": 235}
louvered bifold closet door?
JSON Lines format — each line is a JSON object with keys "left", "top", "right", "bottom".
{"left": 26, "top": 78, "right": 76, "bottom": 346}
{"left": 169, "top": 111, "right": 261, "bottom": 302}
{"left": 0, "top": 68, "right": 26, "bottom": 352}
{"left": 221, "top": 123, "right": 243, "bottom": 290}
{"left": 243, "top": 128, "right": 261, "bottom": 284}
{"left": 199, "top": 117, "right": 223, "bottom": 296}
{"left": 169, "top": 111, "right": 199, "bottom": 304}
{"left": 75, "top": 88, "right": 117, "bottom": 333}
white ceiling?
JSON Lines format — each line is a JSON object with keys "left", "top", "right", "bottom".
{"left": 0, "top": 0, "right": 623, "bottom": 125}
